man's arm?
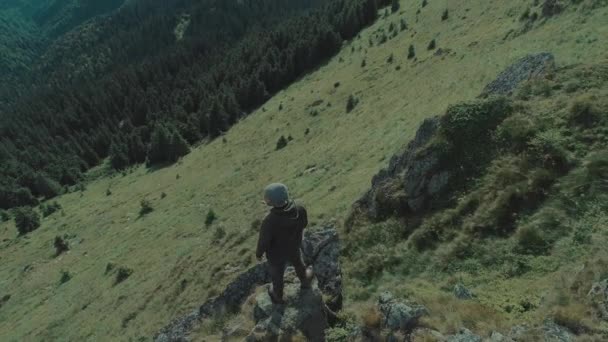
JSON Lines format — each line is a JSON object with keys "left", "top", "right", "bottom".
{"left": 256, "top": 216, "right": 272, "bottom": 259}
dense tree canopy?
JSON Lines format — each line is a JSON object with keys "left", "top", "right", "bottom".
{"left": 0, "top": 0, "right": 391, "bottom": 209}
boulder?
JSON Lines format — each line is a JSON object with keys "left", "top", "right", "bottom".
{"left": 247, "top": 283, "right": 328, "bottom": 341}
{"left": 154, "top": 225, "right": 342, "bottom": 341}
{"left": 377, "top": 292, "right": 428, "bottom": 332}
{"left": 453, "top": 284, "right": 475, "bottom": 300}
{"left": 486, "top": 331, "right": 513, "bottom": 342}
{"left": 481, "top": 53, "right": 555, "bottom": 97}
{"left": 506, "top": 321, "right": 574, "bottom": 342}
{"left": 446, "top": 328, "right": 482, "bottom": 342}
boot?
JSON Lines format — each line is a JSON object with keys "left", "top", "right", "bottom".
{"left": 300, "top": 266, "right": 314, "bottom": 290}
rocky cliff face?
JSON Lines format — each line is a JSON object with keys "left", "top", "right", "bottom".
{"left": 154, "top": 224, "right": 342, "bottom": 342}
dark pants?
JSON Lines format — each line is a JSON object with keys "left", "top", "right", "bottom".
{"left": 267, "top": 252, "right": 308, "bottom": 299}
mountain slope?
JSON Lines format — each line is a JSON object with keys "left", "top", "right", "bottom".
{"left": 0, "top": 0, "right": 607, "bottom": 340}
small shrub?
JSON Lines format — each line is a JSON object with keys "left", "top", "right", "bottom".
{"left": 391, "top": 0, "right": 400, "bottom": 13}
{"left": 106, "top": 188, "right": 112, "bottom": 196}
{"left": 41, "top": 201, "right": 62, "bottom": 218}
{"left": 205, "top": 209, "right": 217, "bottom": 226}
{"left": 422, "top": 0, "right": 428, "bottom": 8}
{"left": 54, "top": 236, "right": 69, "bottom": 256}
{"left": 407, "top": 44, "right": 416, "bottom": 59}
{"left": 116, "top": 266, "right": 133, "bottom": 284}
{"left": 251, "top": 218, "right": 262, "bottom": 231}
{"left": 276, "top": 135, "right": 288, "bottom": 150}
{"left": 334, "top": 82, "right": 341, "bottom": 88}
{"left": 516, "top": 226, "right": 550, "bottom": 255}
{"left": 278, "top": 103, "right": 283, "bottom": 111}
{"left": 287, "top": 135, "right": 294, "bottom": 142}
{"left": 400, "top": 18, "right": 408, "bottom": 31}
{"left": 442, "top": 9, "right": 449, "bottom": 21}
{"left": 105, "top": 262, "right": 116, "bottom": 275}
{"left": 427, "top": 39, "right": 437, "bottom": 50}
{"left": 0, "top": 209, "right": 9, "bottom": 222}
{"left": 361, "top": 59, "right": 367, "bottom": 67}
{"left": 520, "top": 8, "right": 531, "bottom": 21}
{"left": 305, "top": 128, "right": 310, "bottom": 135}
{"left": 569, "top": 96, "right": 599, "bottom": 127}
{"left": 139, "top": 199, "right": 153, "bottom": 216}
{"left": 361, "top": 306, "right": 383, "bottom": 329}
{"left": 160, "top": 192, "right": 167, "bottom": 199}
{"left": 213, "top": 226, "right": 226, "bottom": 241}
{"left": 59, "top": 270, "right": 72, "bottom": 284}
{"left": 14, "top": 207, "right": 41, "bottom": 235}
{"left": 346, "top": 94, "right": 359, "bottom": 113}
{"left": 530, "top": 12, "right": 539, "bottom": 21}
{"left": 387, "top": 53, "right": 394, "bottom": 63}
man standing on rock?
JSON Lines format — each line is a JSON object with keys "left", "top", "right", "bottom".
{"left": 256, "top": 183, "right": 313, "bottom": 304}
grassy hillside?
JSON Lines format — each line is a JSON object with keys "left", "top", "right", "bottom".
{"left": 1, "top": 0, "right": 607, "bottom": 340}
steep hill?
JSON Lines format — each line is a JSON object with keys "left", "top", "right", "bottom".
{"left": 0, "top": 0, "right": 607, "bottom": 340}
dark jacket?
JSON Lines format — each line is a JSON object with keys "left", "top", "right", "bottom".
{"left": 256, "top": 202, "right": 308, "bottom": 264}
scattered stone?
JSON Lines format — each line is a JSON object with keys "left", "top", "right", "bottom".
{"left": 446, "top": 328, "right": 482, "bottom": 342}
{"left": 481, "top": 53, "right": 555, "bottom": 97}
{"left": 543, "top": 319, "right": 574, "bottom": 342}
{"left": 453, "top": 283, "right": 474, "bottom": 300}
{"left": 488, "top": 331, "right": 514, "bottom": 342}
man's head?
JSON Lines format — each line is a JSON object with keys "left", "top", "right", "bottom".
{"left": 264, "top": 183, "right": 290, "bottom": 208}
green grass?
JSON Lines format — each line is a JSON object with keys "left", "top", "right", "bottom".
{"left": 1, "top": 0, "right": 608, "bottom": 340}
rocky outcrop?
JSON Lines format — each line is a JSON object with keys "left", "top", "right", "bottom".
{"left": 481, "top": 53, "right": 555, "bottom": 97}
{"left": 154, "top": 225, "right": 341, "bottom": 341}
{"left": 588, "top": 278, "right": 608, "bottom": 321}
{"left": 349, "top": 116, "right": 442, "bottom": 223}
{"left": 348, "top": 53, "right": 554, "bottom": 227}
{"left": 247, "top": 282, "right": 328, "bottom": 341}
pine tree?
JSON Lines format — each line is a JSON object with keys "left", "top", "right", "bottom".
{"left": 148, "top": 124, "right": 172, "bottom": 165}
{"left": 391, "top": 0, "right": 400, "bottom": 13}
{"left": 109, "top": 142, "right": 130, "bottom": 170}
{"left": 408, "top": 44, "right": 416, "bottom": 59}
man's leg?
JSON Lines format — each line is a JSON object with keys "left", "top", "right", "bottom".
{"left": 268, "top": 261, "right": 286, "bottom": 300}
{"left": 290, "top": 252, "right": 312, "bottom": 289}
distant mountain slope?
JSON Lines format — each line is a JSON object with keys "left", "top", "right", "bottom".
{"left": 0, "top": 0, "right": 385, "bottom": 210}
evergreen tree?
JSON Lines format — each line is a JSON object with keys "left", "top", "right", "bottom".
{"left": 109, "top": 142, "right": 130, "bottom": 170}
{"left": 392, "top": 0, "right": 400, "bottom": 13}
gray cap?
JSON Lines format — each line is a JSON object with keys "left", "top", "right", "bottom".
{"left": 264, "top": 183, "right": 290, "bottom": 207}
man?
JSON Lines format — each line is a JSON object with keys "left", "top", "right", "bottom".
{"left": 256, "top": 183, "right": 313, "bottom": 304}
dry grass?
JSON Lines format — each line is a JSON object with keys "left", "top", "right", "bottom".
{"left": 1, "top": 0, "right": 608, "bottom": 340}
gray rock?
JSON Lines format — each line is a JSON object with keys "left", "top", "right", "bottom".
{"left": 481, "top": 53, "right": 555, "bottom": 97}
{"left": 506, "top": 321, "right": 574, "bottom": 342}
{"left": 447, "top": 328, "right": 482, "bottom": 342}
{"left": 248, "top": 283, "right": 328, "bottom": 341}
{"left": 485, "top": 331, "right": 513, "bottom": 342}
{"left": 543, "top": 320, "right": 574, "bottom": 342}
{"left": 377, "top": 291, "right": 428, "bottom": 332}
{"left": 155, "top": 225, "right": 342, "bottom": 341}
{"left": 453, "top": 284, "right": 474, "bottom": 300}
{"left": 588, "top": 278, "right": 608, "bottom": 321}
